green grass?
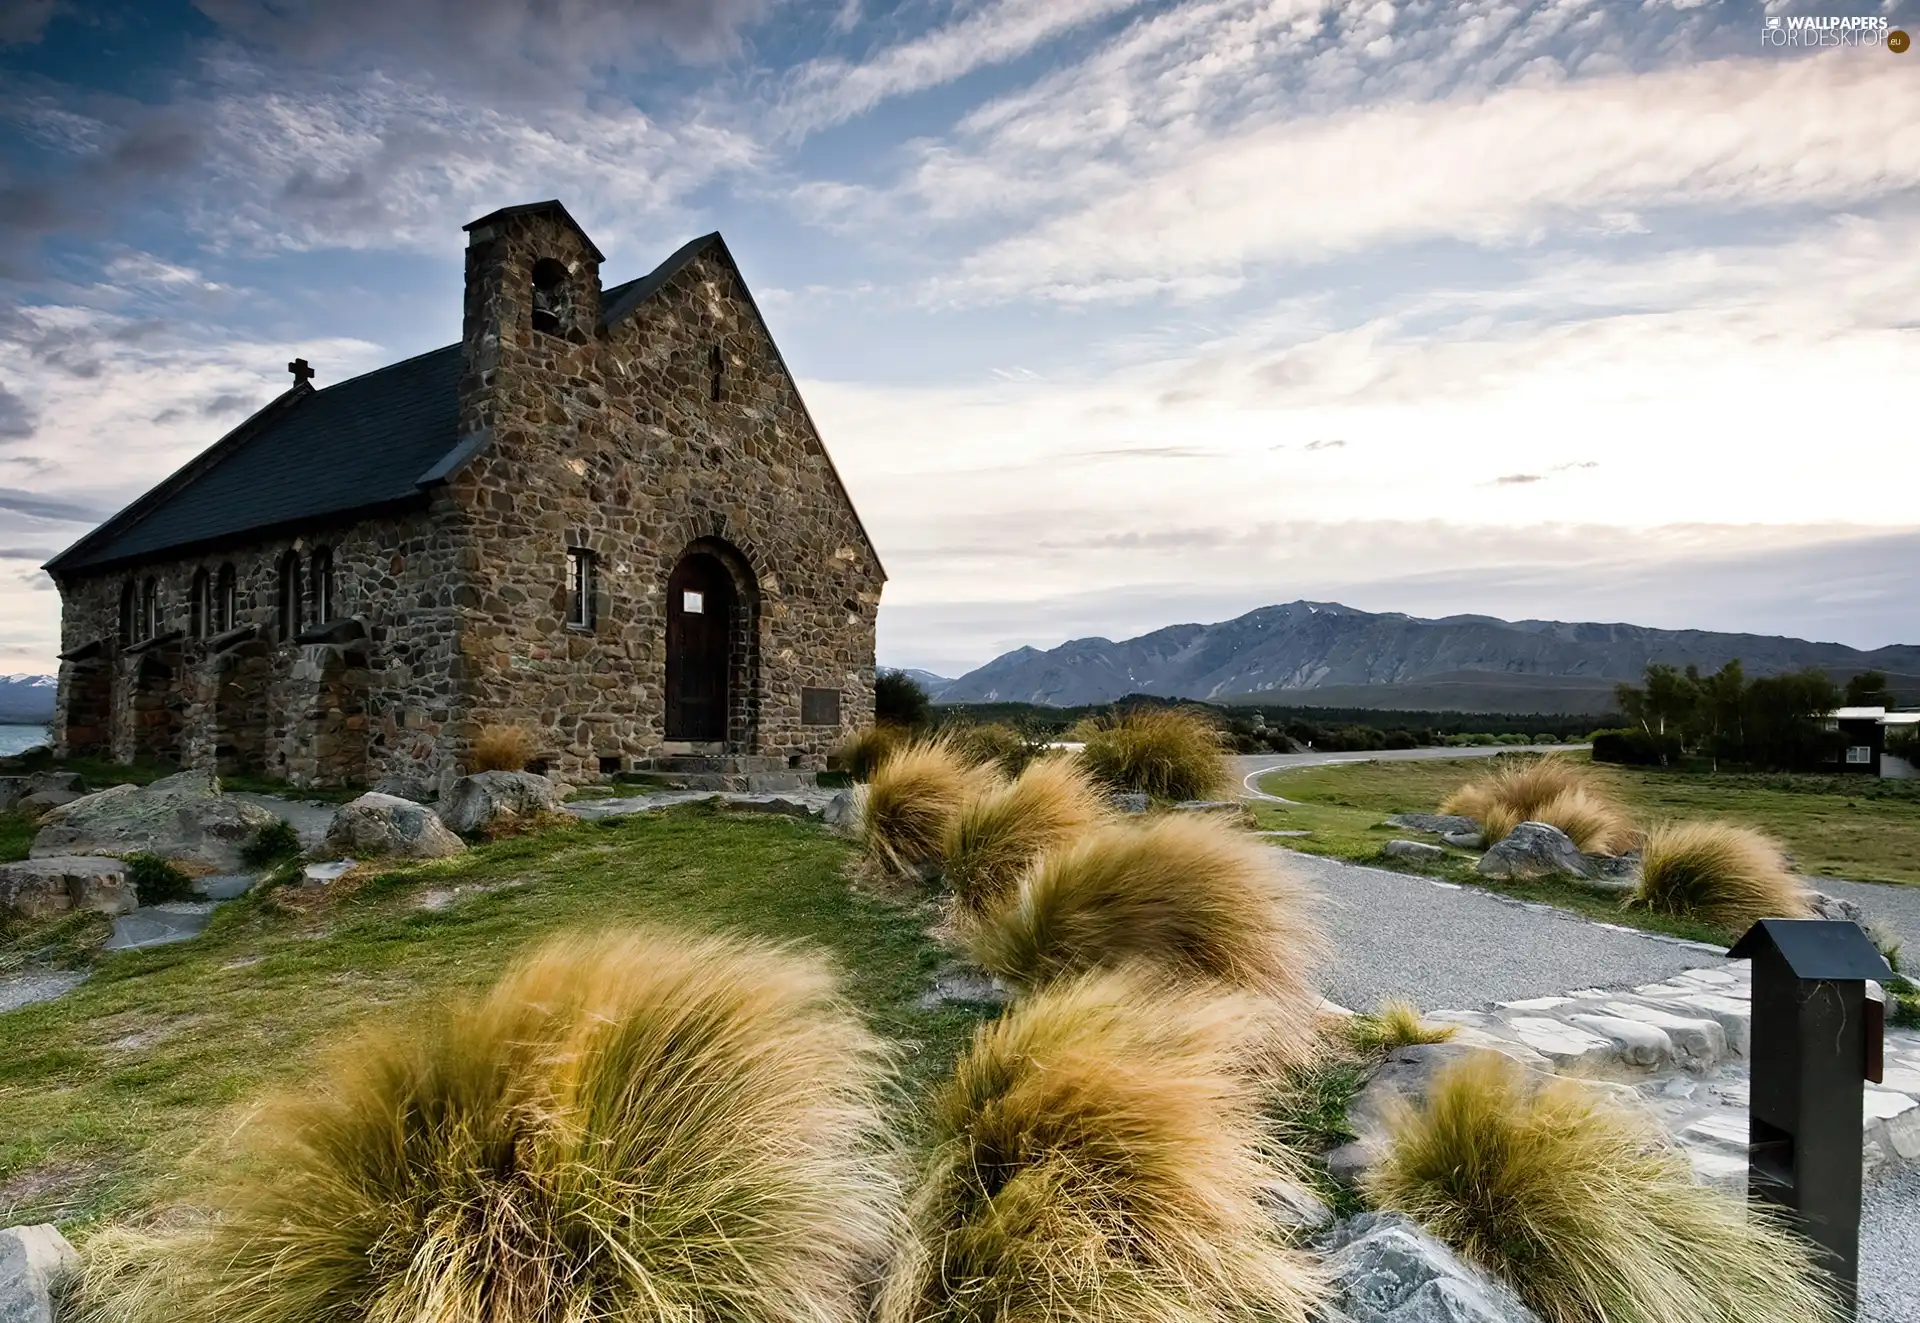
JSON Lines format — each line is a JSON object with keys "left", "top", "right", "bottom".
{"left": 1, "top": 808, "right": 32, "bottom": 863}
{"left": 0, "top": 805, "right": 988, "bottom": 1230}
{"left": 217, "top": 774, "right": 364, "bottom": 804}
{"left": 1257, "top": 756, "right": 1920, "bottom": 887}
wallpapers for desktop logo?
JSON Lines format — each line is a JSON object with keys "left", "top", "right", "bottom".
{"left": 1761, "top": 14, "right": 1908, "bottom": 50}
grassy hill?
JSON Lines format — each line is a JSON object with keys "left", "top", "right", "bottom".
{"left": 0, "top": 806, "right": 986, "bottom": 1229}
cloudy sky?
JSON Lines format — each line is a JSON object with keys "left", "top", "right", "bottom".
{"left": 1, "top": 0, "right": 1916, "bottom": 678}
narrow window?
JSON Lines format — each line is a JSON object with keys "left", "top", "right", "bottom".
{"left": 278, "top": 551, "right": 303, "bottom": 640}
{"left": 531, "top": 258, "right": 570, "bottom": 336}
{"left": 141, "top": 577, "right": 159, "bottom": 640}
{"left": 709, "top": 344, "right": 725, "bottom": 402}
{"left": 566, "top": 549, "right": 596, "bottom": 630}
{"left": 119, "top": 581, "right": 135, "bottom": 646}
{"left": 190, "top": 568, "right": 209, "bottom": 640}
{"left": 215, "top": 563, "right": 236, "bottom": 634}
{"left": 311, "top": 546, "right": 334, "bottom": 623}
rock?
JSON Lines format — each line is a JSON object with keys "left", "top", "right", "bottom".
{"left": 0, "top": 773, "right": 79, "bottom": 812}
{"left": 1316, "top": 1212, "right": 1543, "bottom": 1323}
{"left": 1382, "top": 840, "right": 1446, "bottom": 862}
{"left": 1441, "top": 830, "right": 1484, "bottom": 849}
{"left": 303, "top": 859, "right": 357, "bottom": 885}
{"left": 0, "top": 1223, "right": 80, "bottom": 1323}
{"left": 1170, "top": 799, "right": 1255, "bottom": 827}
{"left": 103, "top": 901, "right": 218, "bottom": 952}
{"left": 16, "top": 791, "right": 82, "bottom": 817}
{"left": 370, "top": 774, "right": 435, "bottom": 804}
{"left": 438, "top": 770, "right": 563, "bottom": 835}
{"left": 1475, "top": 822, "right": 1592, "bottom": 881}
{"left": 1581, "top": 852, "right": 1639, "bottom": 881}
{"left": 917, "top": 967, "right": 1011, "bottom": 1010}
{"left": 323, "top": 793, "right": 465, "bottom": 860}
{"left": 1809, "top": 890, "right": 1866, "bottom": 925}
{"left": 822, "top": 789, "right": 857, "bottom": 828}
{"left": 0, "top": 856, "right": 135, "bottom": 919}
{"left": 1261, "top": 1179, "right": 1334, "bottom": 1234}
{"left": 1563, "top": 1013, "right": 1674, "bottom": 1070}
{"left": 1384, "top": 813, "right": 1478, "bottom": 837}
{"left": 1109, "top": 791, "right": 1150, "bottom": 815}
{"left": 29, "top": 770, "right": 280, "bottom": 872}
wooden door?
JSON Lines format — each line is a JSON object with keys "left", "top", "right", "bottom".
{"left": 666, "top": 555, "right": 734, "bottom": 742}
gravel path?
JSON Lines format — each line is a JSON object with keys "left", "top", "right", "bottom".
{"left": 1285, "top": 850, "right": 1715, "bottom": 1012}
{"left": 1861, "top": 1166, "right": 1920, "bottom": 1323}
{"left": 1805, "top": 874, "right": 1920, "bottom": 951}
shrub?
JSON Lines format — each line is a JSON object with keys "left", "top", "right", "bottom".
{"left": 470, "top": 723, "right": 535, "bottom": 773}
{"left": 962, "top": 816, "right": 1326, "bottom": 1052}
{"left": 857, "top": 737, "right": 996, "bottom": 880}
{"left": 942, "top": 756, "right": 1109, "bottom": 915}
{"left": 1079, "top": 707, "right": 1231, "bottom": 801}
{"left": 879, "top": 969, "right": 1323, "bottom": 1323}
{"left": 1365, "top": 1053, "right": 1838, "bottom": 1323}
{"left": 942, "top": 721, "right": 1038, "bottom": 778}
{"left": 124, "top": 852, "right": 194, "bottom": 904}
{"left": 876, "top": 669, "right": 933, "bottom": 728}
{"left": 1530, "top": 786, "right": 1636, "bottom": 854}
{"left": 78, "top": 928, "right": 896, "bottom": 1323}
{"left": 239, "top": 818, "right": 302, "bottom": 868}
{"left": 835, "top": 725, "right": 901, "bottom": 782}
{"left": 1346, "top": 1000, "right": 1456, "bottom": 1052}
{"left": 1627, "top": 821, "right": 1812, "bottom": 931}
{"left": 1590, "top": 728, "right": 1682, "bottom": 766}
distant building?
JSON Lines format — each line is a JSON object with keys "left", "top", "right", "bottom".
{"left": 1821, "top": 708, "right": 1919, "bottom": 778}
{"left": 45, "top": 200, "right": 884, "bottom": 790}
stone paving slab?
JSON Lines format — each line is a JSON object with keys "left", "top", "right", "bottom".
{"left": 0, "top": 969, "right": 88, "bottom": 1014}
{"left": 102, "top": 901, "right": 217, "bottom": 952}
{"left": 566, "top": 788, "right": 846, "bottom": 823}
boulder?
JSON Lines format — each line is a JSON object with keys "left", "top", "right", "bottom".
{"left": 822, "top": 789, "right": 858, "bottom": 829}
{"left": 1384, "top": 813, "right": 1478, "bottom": 837}
{"left": 0, "top": 773, "right": 79, "bottom": 812}
{"left": 1809, "top": 890, "right": 1865, "bottom": 926}
{"left": 1170, "top": 799, "right": 1256, "bottom": 827}
{"left": 323, "top": 793, "right": 465, "bottom": 860}
{"left": 0, "top": 856, "right": 136, "bottom": 919}
{"left": 29, "top": 770, "right": 280, "bottom": 872}
{"left": 1441, "top": 830, "right": 1485, "bottom": 849}
{"left": 370, "top": 774, "right": 436, "bottom": 805}
{"left": 1316, "top": 1212, "right": 1542, "bottom": 1323}
{"left": 16, "top": 791, "right": 81, "bottom": 817}
{"left": 438, "top": 771, "right": 563, "bottom": 835}
{"left": 0, "top": 1223, "right": 80, "bottom": 1323}
{"left": 1382, "top": 840, "right": 1446, "bottom": 863}
{"left": 1109, "top": 792, "right": 1150, "bottom": 815}
{"left": 1475, "top": 822, "right": 1591, "bottom": 881}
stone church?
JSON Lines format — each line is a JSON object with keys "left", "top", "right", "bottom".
{"left": 45, "top": 201, "right": 884, "bottom": 790}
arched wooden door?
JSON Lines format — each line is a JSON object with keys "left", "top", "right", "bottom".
{"left": 666, "top": 553, "right": 736, "bottom": 742}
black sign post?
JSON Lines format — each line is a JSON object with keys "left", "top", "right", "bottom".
{"left": 1729, "top": 918, "right": 1891, "bottom": 1317}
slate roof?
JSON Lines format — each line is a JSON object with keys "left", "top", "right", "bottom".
{"left": 47, "top": 237, "right": 714, "bottom": 576}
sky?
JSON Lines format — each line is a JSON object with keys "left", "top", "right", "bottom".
{"left": 0, "top": 0, "right": 1916, "bottom": 679}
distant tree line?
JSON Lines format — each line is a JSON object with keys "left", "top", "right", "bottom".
{"left": 1599, "top": 663, "right": 1896, "bottom": 771}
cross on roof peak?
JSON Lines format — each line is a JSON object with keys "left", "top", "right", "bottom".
{"left": 288, "top": 357, "right": 316, "bottom": 385}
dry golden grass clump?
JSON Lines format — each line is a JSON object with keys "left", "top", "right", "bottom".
{"left": 962, "top": 816, "right": 1325, "bottom": 1043}
{"left": 1365, "top": 1053, "right": 1837, "bottom": 1323}
{"left": 1440, "top": 756, "right": 1632, "bottom": 849}
{"left": 835, "top": 725, "right": 903, "bottom": 782}
{"left": 941, "top": 756, "right": 1110, "bottom": 915}
{"left": 78, "top": 929, "right": 897, "bottom": 1323}
{"left": 469, "top": 723, "right": 535, "bottom": 773}
{"left": 856, "top": 736, "right": 997, "bottom": 880}
{"left": 879, "top": 969, "right": 1324, "bottom": 1323}
{"left": 941, "top": 721, "right": 1034, "bottom": 778}
{"left": 1079, "top": 707, "right": 1232, "bottom": 802}
{"left": 1627, "top": 820, "right": 1813, "bottom": 931}
{"left": 1345, "top": 999, "right": 1457, "bottom": 1053}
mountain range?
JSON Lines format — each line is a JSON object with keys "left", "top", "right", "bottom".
{"left": 0, "top": 674, "right": 56, "bottom": 725}
{"left": 924, "top": 602, "right": 1920, "bottom": 714}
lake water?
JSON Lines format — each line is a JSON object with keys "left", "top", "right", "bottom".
{"left": 0, "top": 725, "right": 50, "bottom": 757}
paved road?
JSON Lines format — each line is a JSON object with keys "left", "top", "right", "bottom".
{"left": 1235, "top": 744, "right": 1575, "bottom": 801}
{"left": 1287, "top": 850, "right": 1714, "bottom": 1012}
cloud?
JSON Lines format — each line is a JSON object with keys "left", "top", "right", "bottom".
{"left": 0, "top": 488, "right": 106, "bottom": 522}
{"left": 0, "top": 382, "right": 34, "bottom": 440}
{"left": 192, "top": 0, "right": 770, "bottom": 86}
{"left": 782, "top": 0, "right": 1148, "bottom": 134}
{"left": 1495, "top": 473, "right": 1542, "bottom": 485}
{"left": 0, "top": 0, "right": 59, "bottom": 44}
{"left": 0, "top": 545, "right": 57, "bottom": 561}
{"left": 1304, "top": 438, "right": 1345, "bottom": 451}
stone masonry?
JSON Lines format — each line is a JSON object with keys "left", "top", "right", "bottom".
{"left": 46, "top": 201, "right": 883, "bottom": 789}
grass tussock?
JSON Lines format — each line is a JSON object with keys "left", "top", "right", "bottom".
{"left": 1439, "top": 757, "right": 1631, "bottom": 849}
{"left": 962, "top": 816, "right": 1326, "bottom": 1041}
{"left": 1365, "top": 1053, "right": 1837, "bottom": 1323}
{"left": 1079, "top": 707, "right": 1232, "bottom": 802}
{"left": 857, "top": 737, "right": 998, "bottom": 881}
{"left": 835, "top": 725, "right": 903, "bottom": 782}
{"left": 941, "top": 722, "right": 1037, "bottom": 779}
{"left": 1627, "top": 820, "right": 1812, "bottom": 931}
{"left": 76, "top": 928, "right": 897, "bottom": 1323}
{"left": 470, "top": 723, "right": 535, "bottom": 773}
{"left": 1345, "top": 1000, "right": 1456, "bottom": 1053}
{"left": 941, "top": 757, "right": 1110, "bottom": 915}
{"left": 879, "top": 968, "right": 1323, "bottom": 1323}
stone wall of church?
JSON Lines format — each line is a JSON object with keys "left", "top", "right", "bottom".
{"left": 448, "top": 213, "right": 882, "bottom": 783}
{"left": 51, "top": 503, "right": 469, "bottom": 787}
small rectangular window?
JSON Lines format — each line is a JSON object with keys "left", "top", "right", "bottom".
{"left": 801, "top": 687, "right": 841, "bottom": 727}
{"left": 682, "top": 590, "right": 704, "bottom": 614}
{"left": 567, "top": 549, "right": 596, "bottom": 629}
{"left": 1846, "top": 745, "right": 1873, "bottom": 765}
